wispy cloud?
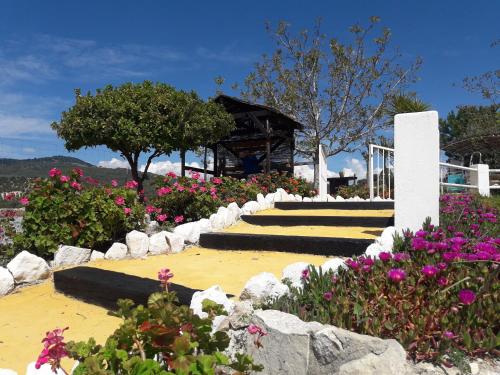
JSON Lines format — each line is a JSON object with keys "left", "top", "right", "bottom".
{"left": 196, "top": 45, "right": 257, "bottom": 64}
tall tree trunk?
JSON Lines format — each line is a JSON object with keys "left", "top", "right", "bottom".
{"left": 203, "top": 147, "right": 208, "bottom": 181}
{"left": 313, "top": 144, "right": 320, "bottom": 190}
{"left": 180, "top": 149, "right": 186, "bottom": 177}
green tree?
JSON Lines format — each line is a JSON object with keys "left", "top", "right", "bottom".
{"left": 231, "top": 17, "right": 421, "bottom": 186}
{"left": 383, "top": 92, "right": 431, "bottom": 126}
{"left": 440, "top": 104, "right": 499, "bottom": 167}
{"left": 168, "top": 90, "right": 235, "bottom": 176}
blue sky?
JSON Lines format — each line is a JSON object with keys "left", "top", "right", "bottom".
{"left": 0, "top": 0, "right": 498, "bottom": 178}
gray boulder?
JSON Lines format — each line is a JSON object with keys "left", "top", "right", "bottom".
{"left": 240, "top": 272, "right": 289, "bottom": 304}
{"left": 7, "top": 251, "right": 50, "bottom": 283}
{"left": 53, "top": 245, "right": 91, "bottom": 267}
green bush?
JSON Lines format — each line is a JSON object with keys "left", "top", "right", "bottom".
{"left": 336, "top": 183, "right": 370, "bottom": 199}
{"left": 14, "top": 168, "right": 145, "bottom": 258}
{"left": 265, "top": 194, "right": 499, "bottom": 365}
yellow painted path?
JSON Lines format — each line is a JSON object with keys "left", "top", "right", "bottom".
{"left": 223, "top": 221, "right": 383, "bottom": 239}
{"left": 0, "top": 247, "right": 328, "bottom": 372}
{"left": 254, "top": 208, "right": 394, "bottom": 217}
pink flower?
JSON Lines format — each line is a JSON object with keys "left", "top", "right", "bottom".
{"left": 387, "top": 268, "right": 406, "bottom": 283}
{"left": 114, "top": 196, "right": 125, "bottom": 206}
{"left": 323, "top": 291, "right": 333, "bottom": 301}
{"left": 437, "top": 276, "right": 449, "bottom": 286}
{"left": 157, "top": 214, "right": 168, "bottom": 222}
{"left": 199, "top": 186, "right": 207, "bottom": 192}
{"left": 35, "top": 327, "right": 68, "bottom": 370}
{"left": 212, "top": 177, "right": 222, "bottom": 185}
{"left": 146, "top": 205, "right": 156, "bottom": 214}
{"left": 174, "top": 215, "right": 184, "bottom": 224}
{"left": 393, "top": 253, "right": 409, "bottom": 262}
{"left": 458, "top": 289, "right": 476, "bottom": 305}
{"left": 124, "top": 180, "right": 139, "bottom": 189}
{"left": 301, "top": 268, "right": 310, "bottom": 280}
{"left": 421, "top": 265, "right": 439, "bottom": 278}
{"left": 111, "top": 179, "right": 118, "bottom": 187}
{"left": 443, "top": 331, "right": 455, "bottom": 339}
{"left": 48, "top": 168, "right": 61, "bottom": 177}
{"left": 209, "top": 187, "right": 217, "bottom": 194}
{"left": 59, "top": 175, "right": 69, "bottom": 183}
{"left": 379, "top": 252, "right": 392, "bottom": 262}
{"left": 3, "top": 193, "right": 14, "bottom": 201}
{"left": 72, "top": 168, "right": 84, "bottom": 177}
{"left": 70, "top": 181, "right": 82, "bottom": 191}
{"left": 167, "top": 171, "right": 177, "bottom": 178}
{"left": 345, "top": 259, "right": 361, "bottom": 271}
{"left": 177, "top": 185, "right": 185, "bottom": 192}
{"left": 157, "top": 187, "right": 173, "bottom": 196}
{"left": 19, "top": 197, "right": 29, "bottom": 206}
{"left": 247, "top": 324, "right": 266, "bottom": 336}
{"left": 158, "top": 268, "right": 174, "bottom": 284}
{"left": 190, "top": 171, "right": 200, "bottom": 180}
{"left": 123, "top": 207, "right": 131, "bottom": 216}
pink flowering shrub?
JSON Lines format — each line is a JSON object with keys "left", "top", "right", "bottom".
{"left": 266, "top": 194, "right": 499, "bottom": 364}
{"left": 14, "top": 169, "right": 145, "bottom": 258}
{"left": 149, "top": 171, "right": 314, "bottom": 226}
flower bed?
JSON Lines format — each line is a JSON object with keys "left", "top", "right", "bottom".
{"left": 265, "top": 193, "right": 499, "bottom": 365}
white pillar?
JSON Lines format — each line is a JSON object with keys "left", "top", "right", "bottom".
{"left": 394, "top": 111, "right": 440, "bottom": 233}
{"left": 318, "top": 145, "right": 328, "bottom": 200}
{"left": 470, "top": 164, "right": 490, "bottom": 196}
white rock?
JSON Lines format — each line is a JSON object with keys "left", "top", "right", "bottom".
{"left": 377, "top": 226, "right": 397, "bottom": 251}
{"left": 294, "top": 194, "right": 303, "bottom": 202}
{"left": 90, "top": 250, "right": 105, "bottom": 261}
{"left": 241, "top": 201, "right": 260, "bottom": 215}
{"left": 264, "top": 193, "right": 275, "bottom": 205}
{"left": 217, "top": 206, "right": 235, "bottom": 228}
{"left": 53, "top": 245, "right": 91, "bottom": 267}
{"left": 148, "top": 231, "right": 170, "bottom": 255}
{"left": 321, "top": 258, "right": 347, "bottom": 274}
{"left": 190, "top": 285, "right": 235, "bottom": 318}
{"left": 165, "top": 232, "right": 184, "bottom": 253}
{"left": 0, "top": 369, "right": 17, "bottom": 375}
{"left": 281, "top": 262, "right": 311, "bottom": 289}
{"left": 303, "top": 197, "right": 313, "bottom": 202}
{"left": 174, "top": 221, "right": 201, "bottom": 244}
{"left": 256, "top": 193, "right": 268, "bottom": 210}
{"left": 353, "top": 195, "right": 362, "bottom": 201}
{"left": 145, "top": 220, "right": 160, "bottom": 235}
{"left": 198, "top": 218, "right": 212, "bottom": 234}
{"left": 227, "top": 202, "right": 242, "bottom": 221}
{"left": 335, "top": 196, "right": 345, "bottom": 201}
{"left": 240, "top": 272, "right": 289, "bottom": 304}
{"left": 26, "top": 362, "right": 66, "bottom": 375}
{"left": 0, "top": 267, "right": 14, "bottom": 296}
{"left": 372, "top": 196, "right": 383, "bottom": 202}
{"left": 6, "top": 251, "right": 50, "bottom": 283}
{"left": 105, "top": 242, "right": 128, "bottom": 260}
{"left": 274, "top": 188, "right": 291, "bottom": 202}
{"left": 209, "top": 212, "right": 225, "bottom": 231}
{"left": 312, "top": 195, "right": 322, "bottom": 202}
{"left": 364, "top": 243, "right": 385, "bottom": 258}
{"left": 126, "top": 230, "right": 149, "bottom": 258}
{"left": 326, "top": 194, "right": 336, "bottom": 202}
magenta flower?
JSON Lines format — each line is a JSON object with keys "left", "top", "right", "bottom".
{"left": 393, "top": 253, "right": 409, "bottom": 262}
{"left": 167, "top": 171, "right": 177, "bottom": 178}
{"left": 247, "top": 324, "right": 267, "bottom": 336}
{"left": 19, "top": 197, "right": 29, "bottom": 206}
{"left": 421, "top": 265, "right": 439, "bottom": 278}
{"left": 191, "top": 171, "right": 200, "bottom": 180}
{"left": 212, "top": 177, "right": 222, "bottom": 185}
{"left": 111, "top": 179, "right": 118, "bottom": 187}
{"left": 458, "top": 289, "right": 476, "bottom": 305}
{"left": 123, "top": 207, "right": 131, "bottom": 216}
{"left": 48, "top": 168, "right": 61, "bottom": 177}
{"left": 437, "top": 262, "right": 447, "bottom": 270}
{"left": 411, "top": 237, "right": 428, "bottom": 251}
{"left": 158, "top": 268, "right": 174, "bottom": 290}
{"left": 157, "top": 214, "right": 168, "bottom": 222}
{"left": 124, "top": 180, "right": 138, "bottom": 189}
{"left": 35, "top": 327, "right": 69, "bottom": 370}
{"left": 443, "top": 331, "right": 455, "bottom": 339}
{"left": 415, "top": 230, "right": 427, "bottom": 238}
{"left": 387, "top": 268, "right": 406, "bottom": 283}
{"left": 146, "top": 205, "right": 156, "bottom": 214}
{"left": 70, "top": 181, "right": 82, "bottom": 191}
{"left": 157, "top": 187, "right": 173, "bottom": 196}
{"left": 345, "top": 259, "right": 361, "bottom": 271}
{"left": 301, "top": 268, "right": 310, "bottom": 280}
{"left": 323, "top": 291, "right": 333, "bottom": 301}
{"left": 437, "top": 276, "right": 449, "bottom": 286}
{"left": 174, "top": 215, "right": 184, "bottom": 224}
{"left": 114, "top": 196, "right": 125, "bottom": 206}
{"left": 379, "top": 252, "right": 392, "bottom": 262}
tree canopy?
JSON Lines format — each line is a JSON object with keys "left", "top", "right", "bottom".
{"left": 224, "top": 17, "right": 421, "bottom": 185}
{"left": 52, "top": 81, "right": 235, "bottom": 192}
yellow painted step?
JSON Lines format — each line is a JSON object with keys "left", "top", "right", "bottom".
{"left": 223, "top": 221, "right": 383, "bottom": 239}
{"left": 254, "top": 208, "right": 394, "bottom": 217}
{"left": 0, "top": 248, "right": 329, "bottom": 372}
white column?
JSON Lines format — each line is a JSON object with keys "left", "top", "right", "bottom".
{"left": 318, "top": 144, "right": 328, "bottom": 200}
{"left": 394, "top": 111, "right": 440, "bottom": 233}
{"left": 470, "top": 164, "right": 490, "bottom": 196}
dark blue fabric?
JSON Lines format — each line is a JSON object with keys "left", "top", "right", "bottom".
{"left": 241, "top": 155, "right": 260, "bottom": 174}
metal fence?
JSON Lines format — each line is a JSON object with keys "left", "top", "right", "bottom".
{"left": 368, "top": 144, "right": 394, "bottom": 201}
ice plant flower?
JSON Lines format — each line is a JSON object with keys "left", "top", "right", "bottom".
{"left": 437, "top": 276, "right": 449, "bottom": 286}
{"left": 35, "top": 327, "right": 69, "bottom": 370}
{"left": 393, "top": 253, "right": 409, "bottom": 262}
{"left": 174, "top": 215, "right": 184, "bottom": 224}
{"left": 49, "top": 168, "right": 62, "bottom": 177}
{"left": 301, "top": 268, "right": 310, "bottom": 280}
{"left": 379, "top": 252, "right": 392, "bottom": 262}
{"left": 443, "top": 331, "right": 455, "bottom": 339}
{"left": 387, "top": 268, "right": 406, "bottom": 283}
{"left": 323, "top": 291, "right": 333, "bottom": 301}
{"left": 19, "top": 197, "right": 29, "bottom": 206}
{"left": 345, "top": 259, "right": 361, "bottom": 271}
{"left": 123, "top": 207, "right": 131, "bottom": 216}
{"left": 114, "top": 196, "right": 125, "bottom": 206}
{"left": 458, "top": 289, "right": 476, "bottom": 305}
{"left": 421, "top": 265, "right": 439, "bottom": 278}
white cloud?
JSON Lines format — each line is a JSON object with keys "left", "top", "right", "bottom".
{"left": 0, "top": 114, "right": 52, "bottom": 137}
{"left": 98, "top": 158, "right": 130, "bottom": 169}
{"left": 22, "top": 147, "right": 36, "bottom": 153}
{"left": 97, "top": 158, "right": 206, "bottom": 176}
{"left": 342, "top": 158, "right": 367, "bottom": 179}
{"left": 294, "top": 165, "right": 338, "bottom": 182}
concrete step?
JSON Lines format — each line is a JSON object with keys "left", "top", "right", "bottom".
{"left": 199, "top": 232, "right": 371, "bottom": 256}
{"left": 241, "top": 214, "right": 393, "bottom": 227}
{"left": 274, "top": 201, "right": 394, "bottom": 210}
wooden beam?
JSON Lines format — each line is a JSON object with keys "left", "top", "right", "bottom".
{"left": 231, "top": 110, "right": 269, "bottom": 120}
{"left": 265, "top": 118, "right": 271, "bottom": 174}
{"left": 248, "top": 112, "right": 270, "bottom": 136}
{"left": 257, "top": 137, "right": 287, "bottom": 163}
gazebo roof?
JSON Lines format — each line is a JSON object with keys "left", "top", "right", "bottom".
{"left": 214, "top": 94, "right": 303, "bottom": 131}
{"left": 442, "top": 134, "right": 500, "bottom": 155}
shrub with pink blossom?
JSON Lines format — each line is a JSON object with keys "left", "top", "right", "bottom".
{"left": 266, "top": 194, "right": 499, "bottom": 364}
{"left": 13, "top": 169, "right": 145, "bottom": 258}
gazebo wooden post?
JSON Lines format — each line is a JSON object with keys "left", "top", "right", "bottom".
{"left": 212, "top": 146, "right": 218, "bottom": 177}
{"left": 265, "top": 118, "right": 271, "bottom": 174}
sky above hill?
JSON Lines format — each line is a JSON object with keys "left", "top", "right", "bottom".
{"left": 0, "top": 0, "right": 498, "bottom": 180}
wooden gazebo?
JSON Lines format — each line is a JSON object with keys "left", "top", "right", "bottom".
{"left": 209, "top": 95, "right": 303, "bottom": 178}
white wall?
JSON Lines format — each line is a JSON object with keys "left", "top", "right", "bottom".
{"left": 470, "top": 164, "right": 490, "bottom": 197}
{"left": 394, "top": 111, "right": 440, "bottom": 233}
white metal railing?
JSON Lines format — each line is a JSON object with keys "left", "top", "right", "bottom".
{"left": 439, "top": 162, "right": 477, "bottom": 193}
{"left": 490, "top": 169, "right": 500, "bottom": 190}
{"left": 368, "top": 144, "right": 394, "bottom": 201}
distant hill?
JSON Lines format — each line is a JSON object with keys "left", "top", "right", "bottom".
{"left": 0, "top": 156, "right": 157, "bottom": 206}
